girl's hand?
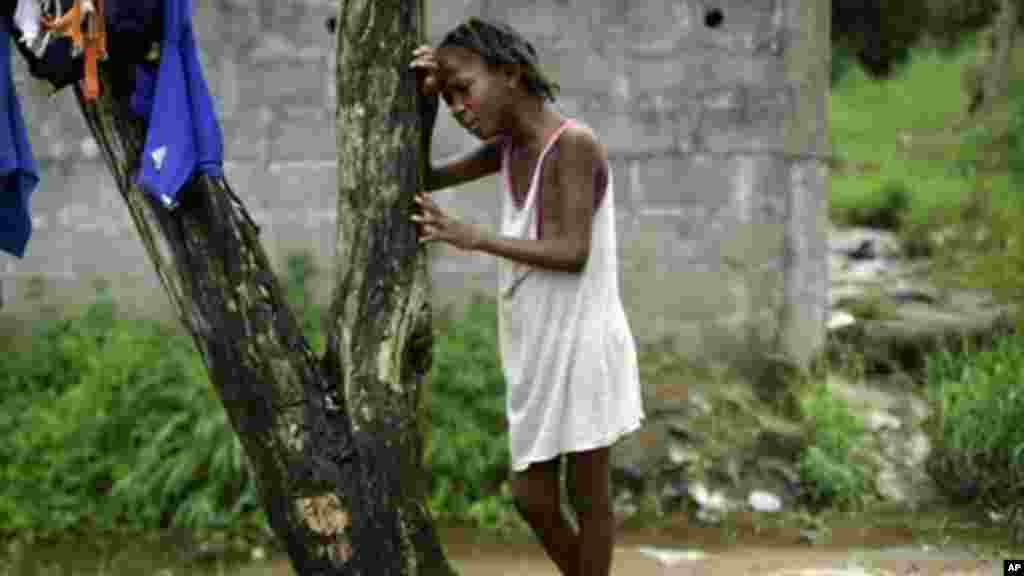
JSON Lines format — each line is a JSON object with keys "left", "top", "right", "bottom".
{"left": 410, "top": 45, "right": 441, "bottom": 98}
{"left": 411, "top": 193, "right": 483, "bottom": 252}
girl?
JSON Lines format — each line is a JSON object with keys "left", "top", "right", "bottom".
{"left": 409, "top": 18, "right": 644, "bottom": 576}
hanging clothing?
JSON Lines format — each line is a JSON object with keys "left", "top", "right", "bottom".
{"left": 14, "top": 0, "right": 42, "bottom": 53}
{"left": 497, "top": 118, "right": 645, "bottom": 472}
{"left": 0, "top": 14, "right": 41, "bottom": 258}
{"left": 104, "top": 0, "right": 161, "bottom": 101}
{"left": 13, "top": 0, "right": 84, "bottom": 93}
{"left": 132, "top": 0, "right": 222, "bottom": 210}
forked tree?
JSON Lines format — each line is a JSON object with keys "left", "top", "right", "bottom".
{"left": 69, "top": 0, "right": 453, "bottom": 573}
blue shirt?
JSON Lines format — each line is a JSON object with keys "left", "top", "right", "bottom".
{"left": 132, "top": 0, "right": 222, "bottom": 209}
{"left": 0, "top": 14, "right": 40, "bottom": 258}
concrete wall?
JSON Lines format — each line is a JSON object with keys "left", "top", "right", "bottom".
{"left": 2, "top": 0, "right": 829, "bottom": 370}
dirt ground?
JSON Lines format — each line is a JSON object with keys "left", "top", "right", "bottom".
{"left": 450, "top": 546, "right": 1002, "bottom": 576}
{"left": 250, "top": 544, "right": 1003, "bottom": 575}
{"left": 248, "top": 519, "right": 1011, "bottom": 575}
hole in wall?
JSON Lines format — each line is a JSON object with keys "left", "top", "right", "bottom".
{"left": 705, "top": 7, "right": 725, "bottom": 29}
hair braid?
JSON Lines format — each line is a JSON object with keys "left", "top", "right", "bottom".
{"left": 440, "top": 17, "right": 560, "bottom": 102}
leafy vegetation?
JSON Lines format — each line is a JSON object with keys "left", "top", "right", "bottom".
{"left": 796, "top": 381, "right": 873, "bottom": 510}
{"left": 0, "top": 283, "right": 263, "bottom": 542}
{"left": 924, "top": 331, "right": 1024, "bottom": 510}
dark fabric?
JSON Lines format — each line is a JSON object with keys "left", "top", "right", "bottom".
{"left": 1, "top": 13, "right": 41, "bottom": 258}
{"left": 105, "top": 0, "right": 162, "bottom": 62}
{"left": 11, "top": 0, "right": 83, "bottom": 92}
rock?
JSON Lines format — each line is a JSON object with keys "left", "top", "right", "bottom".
{"left": 830, "top": 284, "right": 868, "bottom": 308}
{"left": 836, "top": 259, "right": 893, "bottom": 284}
{"left": 876, "top": 466, "right": 910, "bottom": 502}
{"left": 828, "top": 310, "right": 856, "bottom": 331}
{"left": 829, "top": 227, "right": 903, "bottom": 259}
{"left": 667, "top": 441, "right": 700, "bottom": 467}
{"left": 905, "top": 432, "right": 931, "bottom": 468}
{"left": 885, "top": 281, "right": 939, "bottom": 305}
{"left": 748, "top": 490, "right": 782, "bottom": 512}
{"left": 688, "top": 482, "right": 732, "bottom": 512}
{"left": 634, "top": 547, "right": 707, "bottom": 566}
{"left": 689, "top": 391, "right": 712, "bottom": 415}
{"left": 865, "top": 410, "right": 902, "bottom": 432}
{"left": 661, "top": 480, "right": 687, "bottom": 504}
{"left": 848, "top": 239, "right": 877, "bottom": 260}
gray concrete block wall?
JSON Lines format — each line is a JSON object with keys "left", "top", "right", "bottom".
{"left": 2, "top": 0, "right": 829, "bottom": 374}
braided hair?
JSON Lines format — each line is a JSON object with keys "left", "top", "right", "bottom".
{"left": 440, "top": 18, "right": 560, "bottom": 102}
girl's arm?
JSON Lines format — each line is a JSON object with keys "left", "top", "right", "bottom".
{"left": 422, "top": 131, "right": 502, "bottom": 192}
{"left": 413, "top": 46, "right": 500, "bottom": 192}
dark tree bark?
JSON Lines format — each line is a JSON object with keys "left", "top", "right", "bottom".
{"left": 70, "top": 0, "right": 454, "bottom": 573}
{"left": 982, "top": 0, "right": 1019, "bottom": 107}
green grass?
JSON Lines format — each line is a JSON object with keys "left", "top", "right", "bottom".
{"left": 796, "top": 380, "right": 874, "bottom": 511}
{"left": 830, "top": 47, "right": 976, "bottom": 229}
{"left": 829, "top": 43, "right": 1024, "bottom": 234}
{"left": 924, "top": 331, "right": 1024, "bottom": 509}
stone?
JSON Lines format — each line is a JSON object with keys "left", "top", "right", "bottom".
{"left": 837, "top": 259, "right": 893, "bottom": 284}
{"left": 876, "top": 466, "right": 908, "bottom": 502}
{"left": 827, "top": 310, "right": 856, "bottom": 331}
{"left": 668, "top": 441, "right": 700, "bottom": 467}
{"left": 885, "top": 281, "right": 939, "bottom": 305}
{"left": 830, "top": 285, "right": 868, "bottom": 308}
{"left": 689, "top": 391, "right": 713, "bottom": 416}
{"left": 866, "top": 410, "right": 902, "bottom": 432}
{"left": 661, "top": 480, "right": 687, "bottom": 503}
{"left": 634, "top": 547, "right": 707, "bottom": 566}
{"left": 688, "top": 482, "right": 732, "bottom": 512}
{"left": 829, "top": 227, "right": 903, "bottom": 259}
{"left": 905, "top": 433, "right": 932, "bottom": 468}
{"left": 748, "top": 490, "right": 782, "bottom": 512}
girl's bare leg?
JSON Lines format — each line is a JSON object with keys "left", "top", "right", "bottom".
{"left": 567, "top": 447, "right": 614, "bottom": 576}
{"left": 511, "top": 456, "right": 582, "bottom": 575}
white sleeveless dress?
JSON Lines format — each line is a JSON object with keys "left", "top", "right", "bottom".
{"left": 497, "top": 119, "right": 645, "bottom": 472}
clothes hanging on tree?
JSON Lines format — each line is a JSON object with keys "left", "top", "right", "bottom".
{"left": 12, "top": 0, "right": 84, "bottom": 94}
{"left": 0, "top": 13, "right": 41, "bottom": 258}
{"left": 131, "top": 0, "right": 222, "bottom": 210}
{"left": 38, "top": 0, "right": 107, "bottom": 100}
{"left": 13, "top": 0, "right": 43, "bottom": 55}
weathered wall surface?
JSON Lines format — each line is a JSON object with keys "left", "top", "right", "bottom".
{"left": 2, "top": 0, "right": 829, "bottom": 372}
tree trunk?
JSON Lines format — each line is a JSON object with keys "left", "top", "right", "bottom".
{"left": 70, "top": 0, "right": 453, "bottom": 574}
{"left": 982, "top": 0, "right": 1019, "bottom": 108}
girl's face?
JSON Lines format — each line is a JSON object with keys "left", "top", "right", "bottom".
{"left": 435, "top": 45, "right": 515, "bottom": 140}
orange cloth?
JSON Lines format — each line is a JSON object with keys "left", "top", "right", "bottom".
{"left": 40, "top": 0, "right": 107, "bottom": 100}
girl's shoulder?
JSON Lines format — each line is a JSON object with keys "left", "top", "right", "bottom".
{"left": 554, "top": 120, "right": 608, "bottom": 166}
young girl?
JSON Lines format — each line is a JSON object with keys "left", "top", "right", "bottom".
{"left": 409, "top": 18, "right": 644, "bottom": 576}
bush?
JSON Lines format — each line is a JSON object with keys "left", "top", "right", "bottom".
{"left": 796, "top": 381, "right": 874, "bottom": 510}
{"left": 422, "top": 295, "right": 519, "bottom": 532}
{"left": 924, "top": 332, "right": 1024, "bottom": 509}
{"left": 0, "top": 264, "right": 521, "bottom": 539}
{"left": 0, "top": 287, "right": 262, "bottom": 541}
